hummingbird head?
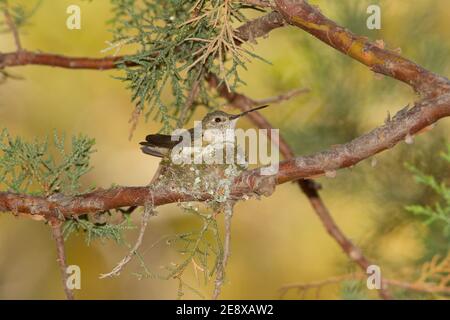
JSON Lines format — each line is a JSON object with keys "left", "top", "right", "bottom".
{"left": 202, "top": 111, "right": 235, "bottom": 130}
{"left": 201, "top": 105, "right": 269, "bottom": 130}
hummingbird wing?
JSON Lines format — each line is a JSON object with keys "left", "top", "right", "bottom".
{"left": 139, "top": 134, "right": 183, "bottom": 158}
{"left": 143, "top": 134, "right": 182, "bottom": 148}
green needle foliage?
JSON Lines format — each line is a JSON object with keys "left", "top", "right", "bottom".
{"left": 63, "top": 214, "right": 136, "bottom": 245}
{"left": 109, "top": 0, "right": 255, "bottom": 132}
{"left": 0, "top": 128, "right": 135, "bottom": 245}
{"left": 0, "top": 129, "right": 95, "bottom": 196}
{"left": 0, "top": 0, "right": 43, "bottom": 33}
{"left": 340, "top": 280, "right": 368, "bottom": 300}
{"left": 165, "top": 210, "right": 223, "bottom": 280}
{"left": 405, "top": 145, "right": 450, "bottom": 237}
{"left": 135, "top": 207, "right": 224, "bottom": 298}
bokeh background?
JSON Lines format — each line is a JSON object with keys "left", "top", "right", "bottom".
{"left": 0, "top": 0, "right": 449, "bottom": 299}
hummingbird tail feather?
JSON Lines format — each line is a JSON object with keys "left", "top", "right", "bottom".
{"left": 140, "top": 144, "right": 165, "bottom": 158}
{"left": 139, "top": 133, "right": 183, "bottom": 158}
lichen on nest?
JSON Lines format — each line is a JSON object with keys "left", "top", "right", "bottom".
{"left": 153, "top": 157, "right": 246, "bottom": 211}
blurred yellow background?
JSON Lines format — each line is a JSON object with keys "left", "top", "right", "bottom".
{"left": 0, "top": 0, "right": 449, "bottom": 299}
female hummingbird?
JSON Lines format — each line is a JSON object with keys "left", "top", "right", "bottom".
{"left": 139, "top": 105, "right": 268, "bottom": 161}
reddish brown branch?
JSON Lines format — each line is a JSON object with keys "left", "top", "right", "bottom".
{"left": 275, "top": 95, "right": 450, "bottom": 184}
{"left": 1, "top": 85, "right": 447, "bottom": 300}
{"left": 207, "top": 72, "right": 392, "bottom": 299}
{"left": 0, "top": 12, "right": 285, "bottom": 70}
{"left": 235, "top": 11, "right": 285, "bottom": 44}
{"left": 270, "top": 0, "right": 450, "bottom": 298}
{"left": 1, "top": 3, "right": 450, "bottom": 301}
{"left": 274, "top": 0, "right": 450, "bottom": 98}
{"left": 1, "top": 95, "right": 449, "bottom": 217}
{"left": 0, "top": 50, "right": 127, "bottom": 70}
{"left": 298, "top": 184, "right": 393, "bottom": 299}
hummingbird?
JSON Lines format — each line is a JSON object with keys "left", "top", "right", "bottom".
{"left": 139, "top": 105, "right": 268, "bottom": 161}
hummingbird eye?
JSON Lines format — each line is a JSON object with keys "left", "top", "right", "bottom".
{"left": 214, "top": 117, "right": 222, "bottom": 123}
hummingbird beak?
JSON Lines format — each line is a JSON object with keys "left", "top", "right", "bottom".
{"left": 228, "top": 105, "right": 269, "bottom": 120}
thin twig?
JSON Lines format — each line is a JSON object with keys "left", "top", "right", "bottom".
{"left": 207, "top": 72, "right": 392, "bottom": 299}
{"left": 255, "top": 87, "right": 309, "bottom": 105}
{"left": 0, "top": 2, "right": 449, "bottom": 301}
{"left": 99, "top": 166, "right": 163, "bottom": 279}
{"left": 1, "top": 93, "right": 450, "bottom": 220}
{"left": 99, "top": 203, "right": 154, "bottom": 279}
{"left": 178, "top": 79, "right": 200, "bottom": 127}
{"left": 280, "top": 272, "right": 450, "bottom": 298}
{"left": 49, "top": 220, "right": 74, "bottom": 300}
{"left": 212, "top": 202, "right": 234, "bottom": 300}
{"left": 280, "top": 274, "right": 362, "bottom": 298}
{"left": 304, "top": 188, "right": 392, "bottom": 300}
{"left": 274, "top": 0, "right": 450, "bottom": 98}
{"left": 0, "top": 50, "right": 128, "bottom": 69}
{"left": 241, "top": 0, "right": 271, "bottom": 8}
{"left": 3, "top": 2, "right": 22, "bottom": 51}
{"left": 0, "top": 12, "right": 285, "bottom": 70}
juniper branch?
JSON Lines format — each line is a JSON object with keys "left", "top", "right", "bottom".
{"left": 207, "top": 73, "right": 392, "bottom": 299}
{"left": 1, "top": 1, "right": 450, "bottom": 301}
{"left": 0, "top": 12, "right": 285, "bottom": 70}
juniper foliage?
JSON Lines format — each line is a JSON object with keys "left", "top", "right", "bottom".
{"left": 63, "top": 213, "right": 136, "bottom": 245}
{"left": 109, "top": 0, "right": 255, "bottom": 132}
{"left": 405, "top": 145, "right": 450, "bottom": 237}
{"left": 0, "top": 129, "right": 95, "bottom": 195}
{"left": 0, "top": 0, "right": 43, "bottom": 33}
{"left": 134, "top": 206, "right": 224, "bottom": 298}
